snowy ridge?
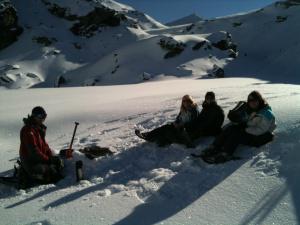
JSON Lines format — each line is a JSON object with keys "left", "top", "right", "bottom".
{"left": 1, "top": 0, "right": 300, "bottom": 88}
{"left": 166, "top": 13, "right": 203, "bottom": 26}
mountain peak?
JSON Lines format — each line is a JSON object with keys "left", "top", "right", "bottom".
{"left": 166, "top": 13, "right": 203, "bottom": 26}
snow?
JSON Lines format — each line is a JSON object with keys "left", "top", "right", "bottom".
{"left": 1, "top": 0, "right": 300, "bottom": 224}
{"left": 1, "top": 78, "right": 300, "bottom": 225}
{"left": 166, "top": 13, "right": 203, "bottom": 26}
{"left": 2, "top": 0, "right": 300, "bottom": 88}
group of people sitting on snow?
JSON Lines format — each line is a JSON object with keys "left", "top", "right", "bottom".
{"left": 17, "top": 90, "right": 276, "bottom": 188}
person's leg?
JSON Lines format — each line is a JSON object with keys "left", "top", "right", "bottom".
{"left": 221, "top": 126, "right": 248, "bottom": 155}
{"left": 209, "top": 124, "right": 240, "bottom": 151}
{"left": 145, "top": 124, "right": 175, "bottom": 143}
{"left": 28, "top": 163, "right": 63, "bottom": 184}
{"left": 243, "top": 132, "right": 274, "bottom": 147}
{"left": 176, "top": 128, "right": 195, "bottom": 148}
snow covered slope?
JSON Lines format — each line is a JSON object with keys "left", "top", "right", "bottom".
{"left": 149, "top": 0, "right": 300, "bottom": 84}
{"left": 1, "top": 78, "right": 300, "bottom": 225}
{"left": 1, "top": 0, "right": 299, "bottom": 88}
{"left": 0, "top": 0, "right": 166, "bottom": 88}
{"left": 166, "top": 13, "right": 203, "bottom": 26}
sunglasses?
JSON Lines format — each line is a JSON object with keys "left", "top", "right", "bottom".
{"left": 248, "top": 98, "right": 258, "bottom": 102}
{"left": 35, "top": 114, "right": 47, "bottom": 120}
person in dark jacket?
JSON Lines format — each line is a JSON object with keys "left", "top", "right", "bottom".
{"left": 135, "top": 95, "right": 201, "bottom": 147}
{"left": 190, "top": 91, "right": 224, "bottom": 139}
{"left": 19, "top": 106, "right": 64, "bottom": 185}
{"left": 201, "top": 91, "right": 276, "bottom": 163}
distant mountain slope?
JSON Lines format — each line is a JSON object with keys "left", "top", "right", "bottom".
{"left": 166, "top": 13, "right": 203, "bottom": 26}
{"left": 0, "top": 0, "right": 300, "bottom": 88}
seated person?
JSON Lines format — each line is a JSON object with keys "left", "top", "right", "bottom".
{"left": 200, "top": 91, "right": 276, "bottom": 163}
{"left": 190, "top": 91, "right": 224, "bottom": 139}
{"left": 19, "top": 106, "right": 64, "bottom": 187}
{"left": 135, "top": 95, "right": 201, "bottom": 148}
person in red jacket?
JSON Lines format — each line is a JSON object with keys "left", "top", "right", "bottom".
{"left": 19, "top": 106, "right": 63, "bottom": 184}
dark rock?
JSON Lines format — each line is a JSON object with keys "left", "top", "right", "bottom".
{"left": 275, "top": 0, "right": 300, "bottom": 9}
{"left": 228, "top": 49, "right": 238, "bottom": 58}
{"left": 73, "top": 42, "right": 82, "bottom": 49}
{"left": 0, "top": 0, "right": 23, "bottom": 50}
{"left": 192, "top": 41, "right": 207, "bottom": 50}
{"left": 233, "top": 22, "right": 242, "bottom": 27}
{"left": 186, "top": 23, "right": 195, "bottom": 32}
{"left": 55, "top": 75, "right": 67, "bottom": 87}
{"left": 70, "top": 7, "right": 126, "bottom": 37}
{"left": 212, "top": 40, "right": 230, "bottom": 51}
{"left": 42, "top": 1, "right": 126, "bottom": 37}
{"left": 32, "top": 36, "right": 57, "bottom": 46}
{"left": 41, "top": 0, "right": 78, "bottom": 21}
{"left": 159, "top": 37, "right": 185, "bottom": 59}
{"left": 276, "top": 15, "right": 288, "bottom": 23}
{"left": 209, "top": 65, "right": 225, "bottom": 78}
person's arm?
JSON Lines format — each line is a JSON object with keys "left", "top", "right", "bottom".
{"left": 174, "top": 112, "right": 183, "bottom": 128}
{"left": 199, "top": 106, "right": 224, "bottom": 130}
{"left": 22, "top": 128, "right": 50, "bottom": 162}
{"left": 45, "top": 141, "right": 53, "bottom": 158}
{"left": 184, "top": 107, "right": 200, "bottom": 129}
{"left": 246, "top": 114, "right": 272, "bottom": 136}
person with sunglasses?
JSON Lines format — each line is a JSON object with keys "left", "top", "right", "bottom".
{"left": 19, "top": 106, "right": 64, "bottom": 187}
{"left": 135, "top": 95, "right": 201, "bottom": 148}
{"left": 198, "top": 91, "right": 276, "bottom": 164}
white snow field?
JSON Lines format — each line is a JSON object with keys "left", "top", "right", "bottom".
{"left": 1, "top": 78, "right": 300, "bottom": 225}
{"left": 1, "top": 0, "right": 300, "bottom": 224}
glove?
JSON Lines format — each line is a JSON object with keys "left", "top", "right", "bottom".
{"left": 49, "top": 156, "right": 64, "bottom": 170}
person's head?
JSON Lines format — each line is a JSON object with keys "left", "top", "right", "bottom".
{"left": 181, "top": 95, "right": 197, "bottom": 112}
{"left": 204, "top": 91, "right": 216, "bottom": 104}
{"left": 247, "top": 91, "right": 267, "bottom": 111}
{"left": 31, "top": 106, "right": 47, "bottom": 125}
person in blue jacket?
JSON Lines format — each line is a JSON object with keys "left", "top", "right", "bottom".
{"left": 200, "top": 91, "right": 276, "bottom": 163}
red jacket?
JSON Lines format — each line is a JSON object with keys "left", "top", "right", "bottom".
{"left": 19, "top": 117, "right": 53, "bottom": 164}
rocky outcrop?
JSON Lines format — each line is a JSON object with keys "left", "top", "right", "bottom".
{"left": 32, "top": 36, "right": 57, "bottom": 46}
{"left": 0, "top": 0, "right": 23, "bottom": 50}
{"left": 159, "top": 37, "right": 186, "bottom": 59}
{"left": 41, "top": 0, "right": 78, "bottom": 20}
{"left": 70, "top": 7, "right": 126, "bottom": 37}
{"left": 41, "top": 0, "right": 127, "bottom": 37}
{"left": 209, "top": 31, "right": 238, "bottom": 58}
{"left": 275, "top": 0, "right": 300, "bottom": 9}
{"left": 276, "top": 15, "right": 288, "bottom": 23}
{"left": 192, "top": 41, "right": 208, "bottom": 51}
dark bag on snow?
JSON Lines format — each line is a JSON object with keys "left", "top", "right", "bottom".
{"left": 228, "top": 101, "right": 249, "bottom": 124}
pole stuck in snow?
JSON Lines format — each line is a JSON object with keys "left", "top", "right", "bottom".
{"left": 66, "top": 122, "right": 80, "bottom": 159}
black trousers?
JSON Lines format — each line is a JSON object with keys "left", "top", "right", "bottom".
{"left": 146, "top": 124, "right": 190, "bottom": 146}
{"left": 21, "top": 157, "right": 64, "bottom": 184}
{"left": 213, "top": 125, "right": 274, "bottom": 155}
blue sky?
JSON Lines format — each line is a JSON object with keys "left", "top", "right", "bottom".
{"left": 118, "top": 0, "right": 277, "bottom": 23}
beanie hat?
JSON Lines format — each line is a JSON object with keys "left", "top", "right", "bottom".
{"left": 205, "top": 91, "right": 215, "bottom": 100}
{"left": 31, "top": 106, "right": 47, "bottom": 119}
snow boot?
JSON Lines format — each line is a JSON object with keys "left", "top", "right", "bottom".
{"left": 135, "top": 129, "right": 150, "bottom": 140}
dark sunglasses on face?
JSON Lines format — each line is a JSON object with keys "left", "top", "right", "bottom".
{"left": 248, "top": 98, "right": 258, "bottom": 103}
{"left": 35, "top": 114, "right": 47, "bottom": 120}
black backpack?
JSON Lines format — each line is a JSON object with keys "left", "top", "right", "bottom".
{"left": 228, "top": 101, "right": 249, "bottom": 124}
